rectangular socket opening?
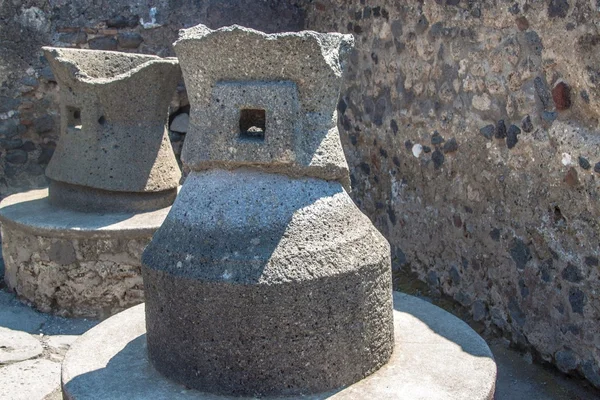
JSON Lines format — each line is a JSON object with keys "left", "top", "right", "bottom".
{"left": 239, "top": 109, "right": 265, "bottom": 141}
{"left": 66, "top": 106, "right": 82, "bottom": 130}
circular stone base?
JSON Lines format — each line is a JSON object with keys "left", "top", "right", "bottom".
{"left": 0, "top": 189, "right": 172, "bottom": 319}
{"left": 62, "top": 292, "right": 496, "bottom": 399}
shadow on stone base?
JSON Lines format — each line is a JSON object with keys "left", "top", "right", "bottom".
{"left": 61, "top": 292, "right": 497, "bottom": 399}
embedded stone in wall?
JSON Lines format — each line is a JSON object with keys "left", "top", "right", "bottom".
{"left": 117, "top": 32, "right": 143, "bottom": 48}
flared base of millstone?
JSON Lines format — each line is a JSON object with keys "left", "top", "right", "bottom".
{"left": 141, "top": 169, "right": 395, "bottom": 396}
{"left": 0, "top": 188, "right": 172, "bottom": 319}
{"left": 49, "top": 180, "right": 178, "bottom": 213}
{"left": 61, "top": 292, "right": 496, "bottom": 400}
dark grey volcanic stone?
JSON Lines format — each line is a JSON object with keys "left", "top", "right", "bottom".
{"left": 142, "top": 25, "right": 393, "bottom": 397}
{"left": 60, "top": 294, "right": 497, "bottom": 400}
{"left": 142, "top": 169, "right": 394, "bottom": 397}
{"left": 174, "top": 25, "right": 354, "bottom": 189}
{"left": 48, "top": 180, "right": 177, "bottom": 213}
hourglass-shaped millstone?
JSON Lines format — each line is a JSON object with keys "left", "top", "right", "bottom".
{"left": 42, "top": 47, "right": 182, "bottom": 212}
{"left": 141, "top": 25, "right": 394, "bottom": 397}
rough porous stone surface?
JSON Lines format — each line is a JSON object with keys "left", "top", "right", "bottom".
{"left": 0, "top": 0, "right": 304, "bottom": 197}
{"left": 0, "top": 327, "right": 43, "bottom": 364}
{"left": 42, "top": 47, "right": 181, "bottom": 211}
{"left": 142, "top": 24, "right": 394, "bottom": 397}
{"left": 0, "top": 189, "right": 171, "bottom": 318}
{"left": 61, "top": 293, "right": 496, "bottom": 400}
{"left": 2, "top": 0, "right": 600, "bottom": 390}
{"left": 48, "top": 180, "right": 177, "bottom": 214}
{"left": 174, "top": 25, "right": 354, "bottom": 188}
{"left": 302, "top": 1, "right": 600, "bottom": 388}
{"left": 2, "top": 227, "right": 146, "bottom": 319}
{"left": 143, "top": 169, "right": 393, "bottom": 397}
{"left": 0, "top": 359, "right": 61, "bottom": 400}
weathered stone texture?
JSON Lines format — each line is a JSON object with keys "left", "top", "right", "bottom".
{"left": 1, "top": 226, "right": 147, "bottom": 319}
{"left": 0, "top": 0, "right": 305, "bottom": 197}
{"left": 175, "top": 25, "right": 353, "bottom": 188}
{"left": 302, "top": 0, "right": 600, "bottom": 388}
{"left": 0, "top": 359, "right": 61, "bottom": 400}
{"left": 143, "top": 25, "right": 394, "bottom": 397}
{"left": 0, "top": 327, "right": 43, "bottom": 364}
{"left": 61, "top": 295, "right": 496, "bottom": 400}
{"left": 41, "top": 47, "right": 182, "bottom": 213}
{"left": 143, "top": 170, "right": 394, "bottom": 396}
{"left": 2, "top": 0, "right": 600, "bottom": 390}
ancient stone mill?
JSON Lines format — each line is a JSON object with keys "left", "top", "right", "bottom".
{"left": 0, "top": 48, "right": 181, "bottom": 319}
{"left": 57, "top": 24, "right": 497, "bottom": 399}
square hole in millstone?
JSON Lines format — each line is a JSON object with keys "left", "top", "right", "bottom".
{"left": 66, "top": 106, "right": 82, "bottom": 129}
{"left": 239, "top": 109, "right": 266, "bottom": 141}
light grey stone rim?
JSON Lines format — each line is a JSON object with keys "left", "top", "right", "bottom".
{"left": 61, "top": 292, "right": 497, "bottom": 400}
{"left": 0, "top": 188, "right": 172, "bottom": 239}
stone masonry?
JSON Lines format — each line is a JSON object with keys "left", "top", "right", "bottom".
{"left": 1, "top": 225, "right": 147, "bottom": 319}
{"left": 303, "top": 0, "right": 600, "bottom": 388}
{"left": 1, "top": 0, "right": 600, "bottom": 389}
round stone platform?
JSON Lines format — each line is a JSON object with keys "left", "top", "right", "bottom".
{"left": 62, "top": 292, "right": 496, "bottom": 399}
{"left": 0, "top": 189, "right": 172, "bottom": 319}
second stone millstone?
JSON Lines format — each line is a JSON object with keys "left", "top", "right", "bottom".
{"left": 141, "top": 24, "right": 394, "bottom": 397}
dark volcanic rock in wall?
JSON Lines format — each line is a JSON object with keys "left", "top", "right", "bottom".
{"left": 578, "top": 156, "right": 591, "bottom": 170}
{"left": 506, "top": 125, "right": 521, "bottom": 149}
{"left": 548, "top": 0, "right": 570, "bottom": 18}
{"left": 510, "top": 238, "right": 531, "bottom": 270}
{"left": 117, "top": 32, "right": 143, "bottom": 49}
{"left": 432, "top": 149, "right": 444, "bottom": 169}
{"left": 5, "top": 150, "right": 28, "bottom": 164}
{"left": 480, "top": 124, "right": 495, "bottom": 139}
{"left": 521, "top": 115, "right": 534, "bottom": 132}
{"left": 107, "top": 15, "right": 139, "bottom": 28}
{"left": 89, "top": 36, "right": 118, "bottom": 50}
{"left": 534, "top": 76, "right": 553, "bottom": 109}
{"left": 442, "top": 137, "right": 458, "bottom": 153}
{"left": 495, "top": 120, "right": 507, "bottom": 139}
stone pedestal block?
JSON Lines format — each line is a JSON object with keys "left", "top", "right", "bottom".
{"left": 0, "top": 48, "right": 181, "bottom": 317}
{"left": 0, "top": 189, "right": 171, "bottom": 319}
{"left": 143, "top": 169, "right": 393, "bottom": 396}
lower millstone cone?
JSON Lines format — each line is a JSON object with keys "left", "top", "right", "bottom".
{"left": 142, "top": 168, "right": 394, "bottom": 397}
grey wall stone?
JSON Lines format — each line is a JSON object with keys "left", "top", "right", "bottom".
{"left": 301, "top": 0, "right": 600, "bottom": 389}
